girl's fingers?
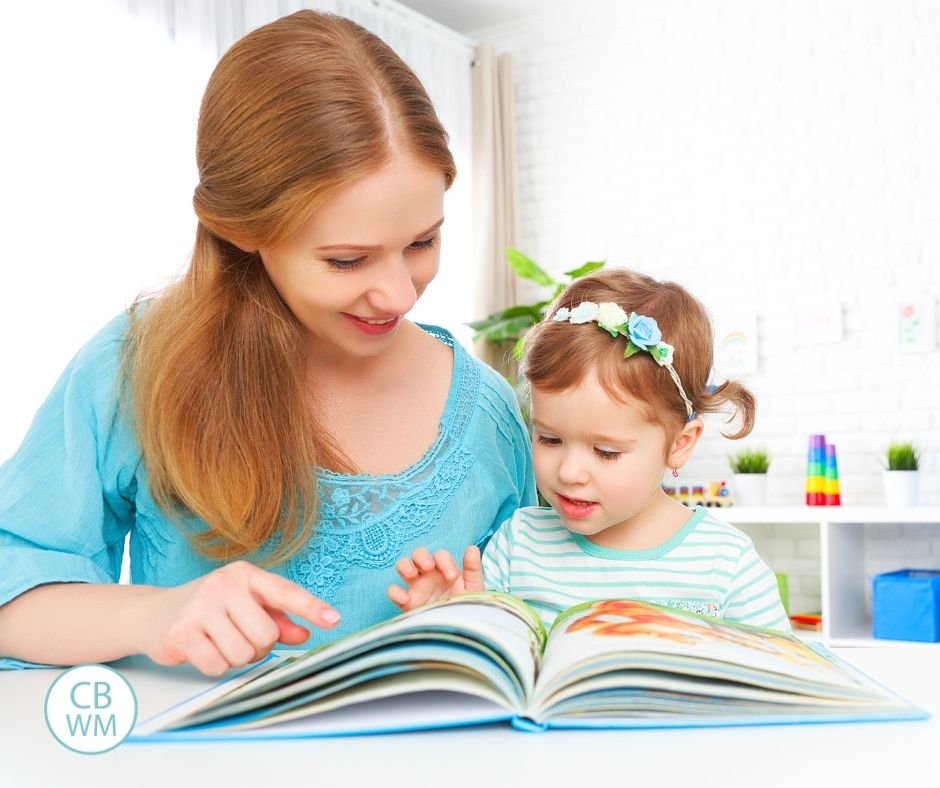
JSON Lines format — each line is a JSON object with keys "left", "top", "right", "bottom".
{"left": 433, "top": 550, "right": 459, "bottom": 582}
{"left": 396, "top": 558, "right": 419, "bottom": 581}
{"left": 411, "top": 547, "right": 435, "bottom": 573}
{"left": 462, "top": 545, "right": 485, "bottom": 591}
{"left": 247, "top": 566, "right": 340, "bottom": 629}
{"left": 387, "top": 584, "right": 412, "bottom": 607}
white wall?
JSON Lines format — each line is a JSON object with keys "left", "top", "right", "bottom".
{"left": 475, "top": 0, "right": 940, "bottom": 614}
{"left": 0, "top": 0, "right": 473, "bottom": 462}
{"left": 476, "top": 0, "right": 940, "bottom": 505}
{"left": 0, "top": 2, "right": 209, "bottom": 463}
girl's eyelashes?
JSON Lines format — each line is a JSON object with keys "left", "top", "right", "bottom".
{"left": 325, "top": 235, "right": 439, "bottom": 271}
{"left": 536, "top": 434, "right": 620, "bottom": 460}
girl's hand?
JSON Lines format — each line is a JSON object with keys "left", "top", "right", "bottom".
{"left": 387, "top": 546, "right": 484, "bottom": 612}
{"left": 140, "top": 561, "right": 340, "bottom": 676}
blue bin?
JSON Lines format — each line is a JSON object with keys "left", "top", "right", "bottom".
{"left": 872, "top": 569, "right": 940, "bottom": 643}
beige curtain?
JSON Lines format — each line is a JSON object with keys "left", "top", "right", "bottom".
{"left": 472, "top": 43, "right": 519, "bottom": 373}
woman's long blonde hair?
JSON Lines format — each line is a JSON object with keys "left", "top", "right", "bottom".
{"left": 123, "top": 11, "right": 456, "bottom": 566}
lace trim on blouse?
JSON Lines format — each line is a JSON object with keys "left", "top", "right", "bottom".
{"left": 286, "top": 327, "right": 480, "bottom": 602}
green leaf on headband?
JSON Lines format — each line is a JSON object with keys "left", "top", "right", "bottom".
{"left": 623, "top": 342, "right": 642, "bottom": 358}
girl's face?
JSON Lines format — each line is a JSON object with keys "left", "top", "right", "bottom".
{"left": 258, "top": 152, "right": 447, "bottom": 365}
{"left": 531, "top": 372, "right": 676, "bottom": 541}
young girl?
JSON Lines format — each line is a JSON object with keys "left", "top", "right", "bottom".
{"left": 0, "top": 11, "right": 534, "bottom": 676}
{"left": 389, "top": 268, "right": 790, "bottom": 632}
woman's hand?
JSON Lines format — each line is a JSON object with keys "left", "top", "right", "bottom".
{"left": 140, "top": 561, "right": 340, "bottom": 676}
{"left": 387, "top": 546, "right": 485, "bottom": 612}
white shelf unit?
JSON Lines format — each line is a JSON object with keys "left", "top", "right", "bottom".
{"left": 718, "top": 506, "right": 940, "bottom": 647}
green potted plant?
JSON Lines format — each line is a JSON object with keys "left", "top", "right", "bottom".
{"left": 882, "top": 442, "right": 921, "bottom": 507}
{"left": 467, "top": 248, "right": 604, "bottom": 381}
{"left": 728, "top": 448, "right": 770, "bottom": 507}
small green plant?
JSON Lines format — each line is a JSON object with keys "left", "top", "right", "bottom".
{"left": 467, "top": 247, "right": 605, "bottom": 359}
{"left": 728, "top": 449, "right": 770, "bottom": 474}
{"left": 886, "top": 442, "right": 920, "bottom": 471}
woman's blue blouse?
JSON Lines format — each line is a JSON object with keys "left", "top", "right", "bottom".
{"left": 0, "top": 312, "right": 536, "bottom": 668}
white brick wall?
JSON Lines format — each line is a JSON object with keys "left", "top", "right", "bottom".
{"left": 476, "top": 0, "right": 940, "bottom": 610}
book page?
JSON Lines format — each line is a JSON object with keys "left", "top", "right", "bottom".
{"left": 133, "top": 692, "right": 513, "bottom": 742}
{"left": 138, "top": 592, "right": 544, "bottom": 735}
{"left": 530, "top": 600, "right": 913, "bottom": 719}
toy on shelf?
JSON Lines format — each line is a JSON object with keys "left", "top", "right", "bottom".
{"left": 790, "top": 612, "right": 822, "bottom": 631}
{"left": 872, "top": 569, "right": 940, "bottom": 642}
{"left": 806, "top": 435, "right": 841, "bottom": 506}
{"left": 704, "top": 480, "right": 734, "bottom": 507}
{"left": 664, "top": 481, "right": 734, "bottom": 508}
{"left": 805, "top": 434, "right": 828, "bottom": 506}
{"left": 775, "top": 572, "right": 790, "bottom": 614}
{"left": 825, "top": 443, "right": 841, "bottom": 506}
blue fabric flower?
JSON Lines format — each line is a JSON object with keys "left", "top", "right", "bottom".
{"left": 627, "top": 312, "right": 662, "bottom": 349}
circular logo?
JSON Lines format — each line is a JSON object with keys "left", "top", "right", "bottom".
{"left": 44, "top": 665, "right": 137, "bottom": 754}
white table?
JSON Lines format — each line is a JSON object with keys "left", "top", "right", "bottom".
{"left": 2, "top": 645, "right": 937, "bottom": 788}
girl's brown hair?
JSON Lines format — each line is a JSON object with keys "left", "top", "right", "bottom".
{"left": 122, "top": 11, "right": 456, "bottom": 565}
{"left": 520, "top": 269, "right": 755, "bottom": 452}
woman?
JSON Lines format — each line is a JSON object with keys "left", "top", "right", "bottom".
{"left": 0, "top": 11, "right": 535, "bottom": 676}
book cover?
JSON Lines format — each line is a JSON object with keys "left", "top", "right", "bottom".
{"left": 129, "top": 594, "right": 927, "bottom": 742}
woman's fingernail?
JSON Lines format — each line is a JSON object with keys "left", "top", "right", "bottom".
{"left": 322, "top": 609, "right": 340, "bottom": 624}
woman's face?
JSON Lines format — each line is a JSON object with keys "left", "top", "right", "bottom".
{"left": 258, "top": 152, "right": 447, "bottom": 365}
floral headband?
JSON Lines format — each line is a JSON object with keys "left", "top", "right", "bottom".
{"left": 551, "top": 301, "right": 697, "bottom": 420}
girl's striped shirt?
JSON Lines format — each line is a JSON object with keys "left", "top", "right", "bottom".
{"left": 481, "top": 505, "right": 790, "bottom": 632}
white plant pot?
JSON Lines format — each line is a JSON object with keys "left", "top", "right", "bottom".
{"left": 882, "top": 471, "right": 919, "bottom": 508}
{"left": 733, "top": 474, "right": 768, "bottom": 507}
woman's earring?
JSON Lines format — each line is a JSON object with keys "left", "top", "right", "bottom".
{"left": 672, "top": 468, "right": 679, "bottom": 478}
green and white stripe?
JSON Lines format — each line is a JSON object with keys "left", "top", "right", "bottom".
{"left": 482, "top": 506, "right": 790, "bottom": 632}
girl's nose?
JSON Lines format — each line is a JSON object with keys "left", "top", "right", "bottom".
{"left": 557, "top": 449, "right": 590, "bottom": 485}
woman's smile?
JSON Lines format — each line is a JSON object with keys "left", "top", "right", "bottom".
{"left": 342, "top": 313, "right": 401, "bottom": 335}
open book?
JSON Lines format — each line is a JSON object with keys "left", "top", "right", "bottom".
{"left": 131, "top": 593, "right": 926, "bottom": 741}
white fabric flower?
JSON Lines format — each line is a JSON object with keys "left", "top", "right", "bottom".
{"left": 596, "top": 303, "right": 629, "bottom": 333}
{"left": 569, "top": 302, "right": 599, "bottom": 324}
{"left": 651, "top": 342, "right": 675, "bottom": 366}
{"left": 552, "top": 307, "right": 571, "bottom": 322}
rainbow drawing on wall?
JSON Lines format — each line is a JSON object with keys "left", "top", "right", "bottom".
{"left": 714, "top": 312, "right": 758, "bottom": 375}
{"left": 720, "top": 331, "right": 748, "bottom": 365}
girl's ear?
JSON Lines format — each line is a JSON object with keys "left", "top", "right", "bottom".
{"left": 667, "top": 418, "right": 704, "bottom": 470}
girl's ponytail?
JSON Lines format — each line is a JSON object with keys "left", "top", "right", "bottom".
{"left": 696, "top": 379, "right": 756, "bottom": 440}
